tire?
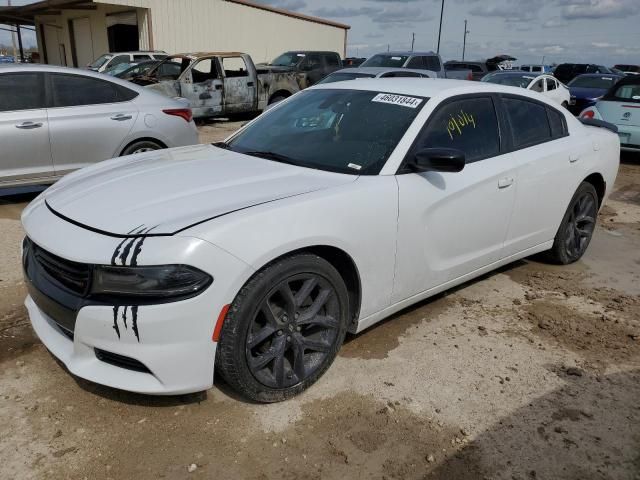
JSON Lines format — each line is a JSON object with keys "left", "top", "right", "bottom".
{"left": 547, "top": 182, "right": 598, "bottom": 264}
{"left": 268, "top": 95, "right": 287, "bottom": 105}
{"left": 121, "top": 140, "right": 163, "bottom": 156}
{"left": 216, "top": 253, "right": 350, "bottom": 403}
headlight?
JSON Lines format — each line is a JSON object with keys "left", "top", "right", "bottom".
{"left": 91, "top": 265, "right": 212, "bottom": 300}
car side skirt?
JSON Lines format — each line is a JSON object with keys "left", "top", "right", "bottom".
{"left": 353, "top": 240, "right": 553, "bottom": 334}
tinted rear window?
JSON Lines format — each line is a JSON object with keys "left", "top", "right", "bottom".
{"left": 50, "top": 74, "right": 137, "bottom": 107}
{"left": 0, "top": 72, "right": 44, "bottom": 112}
{"left": 503, "top": 97, "right": 552, "bottom": 148}
{"left": 609, "top": 81, "right": 640, "bottom": 103}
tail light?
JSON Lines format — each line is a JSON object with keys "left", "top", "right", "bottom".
{"left": 581, "top": 110, "right": 595, "bottom": 119}
{"left": 163, "top": 108, "right": 193, "bottom": 123}
{"left": 467, "top": 72, "right": 473, "bottom": 81}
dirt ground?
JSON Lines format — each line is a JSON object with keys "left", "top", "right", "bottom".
{"left": 1, "top": 123, "right": 639, "bottom": 480}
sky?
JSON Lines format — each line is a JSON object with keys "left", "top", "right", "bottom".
{"left": 2, "top": 0, "right": 639, "bottom": 66}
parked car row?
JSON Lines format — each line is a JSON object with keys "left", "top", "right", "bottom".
{"left": 0, "top": 64, "right": 198, "bottom": 188}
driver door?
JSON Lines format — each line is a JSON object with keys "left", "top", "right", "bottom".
{"left": 392, "top": 95, "right": 518, "bottom": 303}
{"left": 180, "top": 58, "right": 223, "bottom": 118}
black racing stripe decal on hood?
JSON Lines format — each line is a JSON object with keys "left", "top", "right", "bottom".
{"left": 45, "top": 190, "right": 313, "bottom": 237}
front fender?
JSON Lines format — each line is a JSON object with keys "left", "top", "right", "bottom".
{"left": 183, "top": 176, "right": 399, "bottom": 320}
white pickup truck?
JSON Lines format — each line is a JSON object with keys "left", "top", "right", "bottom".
{"left": 134, "top": 52, "right": 305, "bottom": 119}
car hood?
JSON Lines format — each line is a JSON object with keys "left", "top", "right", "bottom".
{"left": 45, "top": 144, "right": 356, "bottom": 236}
{"left": 570, "top": 86, "right": 607, "bottom": 100}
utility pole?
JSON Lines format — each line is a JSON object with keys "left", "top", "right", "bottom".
{"left": 411, "top": 32, "right": 415, "bottom": 52}
{"left": 8, "top": 0, "right": 18, "bottom": 60}
{"left": 436, "top": 0, "right": 445, "bottom": 54}
{"left": 387, "top": 44, "right": 390, "bottom": 52}
{"left": 462, "top": 19, "right": 469, "bottom": 61}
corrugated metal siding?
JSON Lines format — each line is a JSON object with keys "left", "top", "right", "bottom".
{"left": 97, "top": 0, "right": 346, "bottom": 62}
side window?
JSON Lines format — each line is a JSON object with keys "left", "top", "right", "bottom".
{"left": 324, "top": 54, "right": 340, "bottom": 67}
{"left": 303, "top": 54, "right": 322, "bottom": 70}
{"left": 133, "top": 55, "right": 151, "bottom": 62}
{"left": 109, "top": 55, "right": 130, "bottom": 67}
{"left": 222, "top": 56, "right": 248, "bottom": 78}
{"left": 407, "top": 56, "right": 425, "bottom": 69}
{"left": 0, "top": 73, "right": 44, "bottom": 112}
{"left": 503, "top": 96, "right": 552, "bottom": 148}
{"left": 50, "top": 74, "right": 130, "bottom": 107}
{"left": 415, "top": 97, "right": 501, "bottom": 163}
{"left": 470, "top": 64, "right": 483, "bottom": 73}
{"left": 547, "top": 107, "right": 567, "bottom": 138}
{"left": 530, "top": 79, "right": 544, "bottom": 92}
{"left": 425, "top": 55, "right": 441, "bottom": 72}
{"left": 191, "top": 59, "right": 219, "bottom": 82}
{"left": 546, "top": 78, "right": 557, "bottom": 91}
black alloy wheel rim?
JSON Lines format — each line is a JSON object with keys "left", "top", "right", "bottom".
{"left": 565, "top": 192, "right": 597, "bottom": 259}
{"left": 245, "top": 273, "right": 341, "bottom": 389}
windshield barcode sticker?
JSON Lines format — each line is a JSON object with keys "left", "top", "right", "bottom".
{"left": 372, "top": 93, "right": 423, "bottom": 109}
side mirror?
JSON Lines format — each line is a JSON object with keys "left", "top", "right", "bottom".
{"left": 410, "top": 148, "right": 466, "bottom": 173}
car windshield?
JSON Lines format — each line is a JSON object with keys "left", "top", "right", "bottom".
{"left": 317, "top": 72, "right": 376, "bottom": 84}
{"left": 89, "top": 54, "right": 112, "bottom": 69}
{"left": 104, "top": 62, "right": 135, "bottom": 76}
{"left": 568, "top": 75, "right": 619, "bottom": 89}
{"left": 226, "top": 89, "right": 427, "bottom": 175}
{"left": 361, "top": 54, "right": 409, "bottom": 68}
{"left": 482, "top": 73, "right": 534, "bottom": 88}
{"left": 270, "top": 52, "right": 305, "bottom": 67}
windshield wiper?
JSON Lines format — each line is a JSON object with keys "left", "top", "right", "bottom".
{"left": 244, "top": 150, "right": 300, "bottom": 166}
{"left": 212, "top": 141, "right": 233, "bottom": 150}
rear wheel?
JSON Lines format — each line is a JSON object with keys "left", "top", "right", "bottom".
{"left": 216, "top": 253, "right": 349, "bottom": 402}
{"left": 121, "top": 140, "right": 163, "bottom": 156}
{"left": 547, "top": 182, "right": 598, "bottom": 264}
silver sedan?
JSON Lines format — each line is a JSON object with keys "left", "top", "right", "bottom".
{"left": 0, "top": 64, "right": 198, "bottom": 188}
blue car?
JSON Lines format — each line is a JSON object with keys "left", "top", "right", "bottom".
{"left": 0, "top": 55, "right": 15, "bottom": 63}
{"left": 567, "top": 73, "right": 623, "bottom": 115}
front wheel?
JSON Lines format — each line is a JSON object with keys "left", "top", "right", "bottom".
{"left": 216, "top": 253, "right": 349, "bottom": 402}
{"left": 547, "top": 182, "right": 598, "bottom": 264}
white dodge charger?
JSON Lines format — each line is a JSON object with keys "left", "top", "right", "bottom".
{"left": 22, "top": 79, "right": 619, "bottom": 402}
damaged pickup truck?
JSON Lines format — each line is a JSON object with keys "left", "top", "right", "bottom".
{"left": 132, "top": 52, "right": 306, "bottom": 119}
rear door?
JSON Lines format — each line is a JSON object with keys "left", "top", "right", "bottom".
{"left": 544, "top": 77, "right": 563, "bottom": 104}
{"left": 501, "top": 96, "right": 576, "bottom": 256}
{"left": 221, "top": 56, "right": 255, "bottom": 113}
{"left": 393, "top": 95, "right": 518, "bottom": 302}
{"left": 0, "top": 71, "right": 53, "bottom": 184}
{"left": 47, "top": 73, "right": 139, "bottom": 174}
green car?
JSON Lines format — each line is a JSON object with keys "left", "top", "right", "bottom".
{"left": 580, "top": 75, "right": 640, "bottom": 152}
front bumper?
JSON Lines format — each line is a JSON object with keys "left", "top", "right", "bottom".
{"left": 22, "top": 198, "right": 254, "bottom": 395}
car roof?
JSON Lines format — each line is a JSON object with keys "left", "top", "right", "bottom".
{"left": 376, "top": 51, "right": 437, "bottom": 56}
{"left": 310, "top": 77, "right": 559, "bottom": 102}
{"left": 0, "top": 64, "right": 152, "bottom": 91}
{"left": 330, "top": 67, "right": 432, "bottom": 76}
{"left": 573, "top": 73, "right": 622, "bottom": 78}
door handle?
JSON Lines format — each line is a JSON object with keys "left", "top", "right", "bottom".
{"left": 247, "top": 81, "right": 254, "bottom": 87}
{"left": 15, "top": 121, "right": 43, "bottom": 129}
{"left": 110, "top": 114, "right": 132, "bottom": 121}
{"left": 569, "top": 155, "right": 579, "bottom": 163}
{"left": 498, "top": 177, "right": 514, "bottom": 189}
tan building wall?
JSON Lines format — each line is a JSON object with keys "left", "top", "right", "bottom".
{"left": 36, "top": 0, "right": 348, "bottom": 67}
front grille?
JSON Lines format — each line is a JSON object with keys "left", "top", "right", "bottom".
{"left": 94, "top": 349, "right": 151, "bottom": 373}
{"left": 26, "top": 238, "right": 91, "bottom": 296}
